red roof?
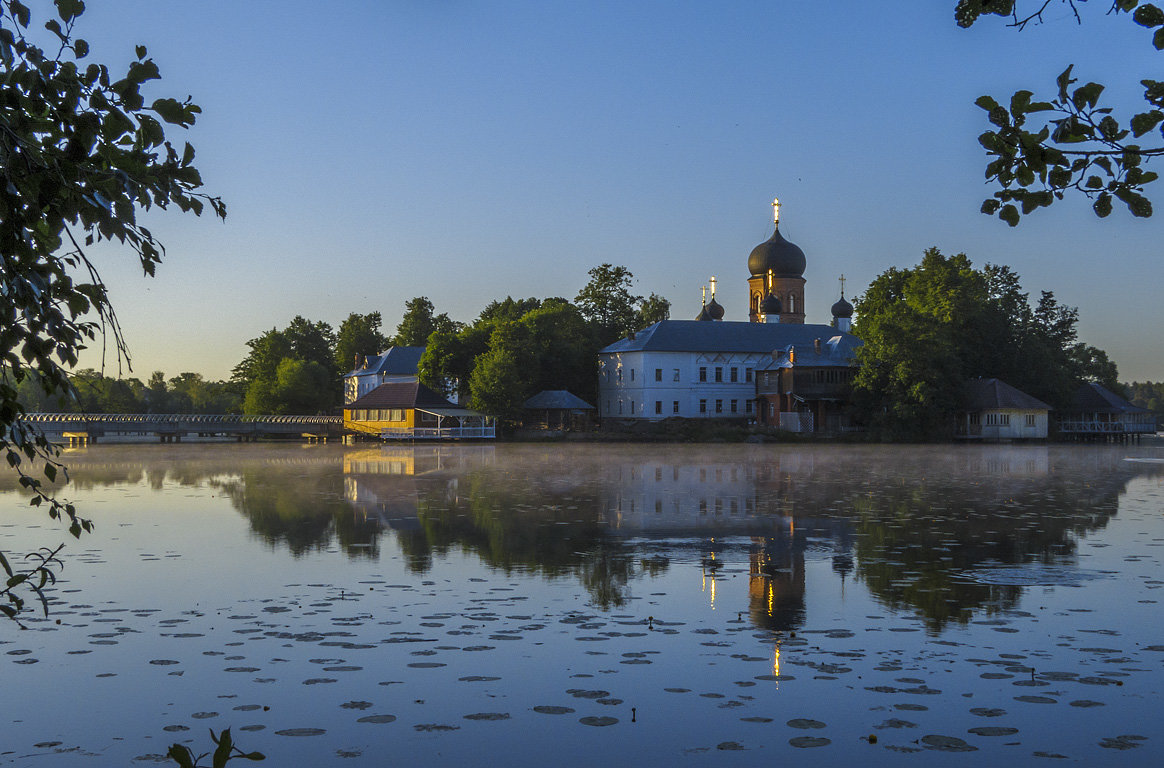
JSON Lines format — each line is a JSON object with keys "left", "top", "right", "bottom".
{"left": 345, "top": 382, "right": 456, "bottom": 410}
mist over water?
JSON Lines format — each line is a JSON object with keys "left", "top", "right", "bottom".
{"left": 2, "top": 442, "right": 1162, "bottom": 765}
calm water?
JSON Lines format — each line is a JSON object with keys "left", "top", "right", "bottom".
{"left": 2, "top": 442, "right": 1163, "bottom": 765}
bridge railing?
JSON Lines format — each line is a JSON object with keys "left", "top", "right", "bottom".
{"left": 19, "top": 413, "right": 342, "bottom": 425}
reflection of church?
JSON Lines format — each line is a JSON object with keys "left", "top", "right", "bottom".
{"left": 597, "top": 199, "right": 861, "bottom": 432}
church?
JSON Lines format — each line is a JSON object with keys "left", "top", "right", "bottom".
{"left": 597, "top": 199, "right": 861, "bottom": 433}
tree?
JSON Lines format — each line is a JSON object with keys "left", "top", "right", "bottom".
{"left": 960, "top": 1, "right": 1164, "bottom": 223}
{"left": 636, "top": 292, "right": 671, "bottom": 329}
{"left": 334, "top": 311, "right": 387, "bottom": 374}
{"left": 575, "top": 264, "right": 642, "bottom": 345}
{"left": 391, "top": 296, "right": 460, "bottom": 347}
{"left": 852, "top": 248, "right": 1114, "bottom": 440}
{"left": 1, "top": 0, "right": 224, "bottom": 622}
{"left": 232, "top": 318, "right": 336, "bottom": 414}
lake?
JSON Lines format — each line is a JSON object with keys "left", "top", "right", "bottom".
{"left": 2, "top": 442, "right": 1163, "bottom": 765}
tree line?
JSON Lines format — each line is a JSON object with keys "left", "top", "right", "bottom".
{"left": 851, "top": 248, "right": 1122, "bottom": 440}
{"left": 13, "top": 265, "right": 669, "bottom": 416}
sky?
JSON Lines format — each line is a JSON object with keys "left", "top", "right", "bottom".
{"left": 62, "top": 0, "right": 1164, "bottom": 382}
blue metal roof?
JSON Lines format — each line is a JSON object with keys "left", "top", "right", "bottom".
{"left": 344, "top": 347, "right": 425, "bottom": 378}
{"left": 523, "top": 390, "right": 595, "bottom": 410}
{"left": 601, "top": 320, "right": 860, "bottom": 358}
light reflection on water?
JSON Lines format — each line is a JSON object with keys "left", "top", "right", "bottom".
{"left": 1, "top": 442, "right": 1162, "bottom": 765}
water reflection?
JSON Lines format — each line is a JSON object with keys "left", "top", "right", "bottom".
{"left": 10, "top": 443, "right": 1160, "bottom": 631}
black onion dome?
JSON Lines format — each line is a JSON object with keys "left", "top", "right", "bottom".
{"left": 760, "top": 292, "right": 783, "bottom": 316}
{"left": 705, "top": 297, "right": 724, "bottom": 321}
{"left": 694, "top": 304, "right": 712, "bottom": 321}
{"left": 747, "top": 226, "right": 806, "bottom": 278}
{"left": 831, "top": 296, "right": 854, "bottom": 318}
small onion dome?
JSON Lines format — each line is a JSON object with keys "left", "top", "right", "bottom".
{"left": 831, "top": 295, "right": 854, "bottom": 319}
{"left": 695, "top": 304, "right": 713, "bottom": 321}
{"left": 760, "top": 292, "right": 783, "bottom": 316}
{"left": 705, "top": 297, "right": 724, "bottom": 321}
{"left": 748, "top": 226, "right": 806, "bottom": 278}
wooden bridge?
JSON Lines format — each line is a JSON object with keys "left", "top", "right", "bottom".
{"left": 19, "top": 413, "right": 344, "bottom": 445}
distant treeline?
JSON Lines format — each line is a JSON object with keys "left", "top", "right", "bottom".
{"left": 12, "top": 370, "right": 243, "bottom": 414}
{"left": 1125, "top": 381, "right": 1164, "bottom": 420}
{"left": 15, "top": 264, "right": 667, "bottom": 417}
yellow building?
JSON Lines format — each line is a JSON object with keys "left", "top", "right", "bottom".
{"left": 344, "top": 381, "right": 494, "bottom": 440}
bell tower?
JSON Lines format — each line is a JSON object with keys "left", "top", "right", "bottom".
{"left": 747, "top": 198, "right": 806, "bottom": 324}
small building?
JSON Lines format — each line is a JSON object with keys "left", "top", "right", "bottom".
{"left": 1058, "top": 382, "right": 1155, "bottom": 441}
{"left": 343, "top": 347, "right": 425, "bottom": 404}
{"left": 754, "top": 334, "right": 861, "bottom": 433}
{"left": 955, "top": 378, "right": 1049, "bottom": 441}
{"left": 344, "top": 382, "right": 494, "bottom": 440}
{"left": 522, "top": 390, "right": 595, "bottom": 430}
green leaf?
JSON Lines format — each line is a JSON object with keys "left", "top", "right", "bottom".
{"left": 151, "top": 98, "right": 193, "bottom": 126}
{"left": 975, "top": 95, "right": 999, "bottom": 112}
{"left": 1130, "top": 110, "right": 1164, "bottom": 137}
{"left": 55, "top": 0, "right": 85, "bottom": 23}
{"left": 1093, "top": 193, "right": 1113, "bottom": 217}
{"left": 999, "top": 204, "right": 1020, "bottom": 226}
{"left": 988, "top": 107, "right": 1009, "bottom": 128}
{"left": 1010, "top": 90, "right": 1033, "bottom": 115}
{"left": 1072, "top": 82, "right": 1105, "bottom": 110}
{"left": 135, "top": 44, "right": 147, "bottom": 59}
{"left": 213, "top": 728, "right": 233, "bottom": 767}
{"left": 1133, "top": 3, "right": 1164, "bottom": 27}
{"left": 1156, "top": 27, "right": 1164, "bottom": 49}
{"left": 980, "top": 199, "right": 1001, "bottom": 214}
{"left": 1056, "top": 65, "right": 1076, "bottom": 103}
{"left": 73, "top": 38, "right": 88, "bottom": 58}
{"left": 166, "top": 744, "right": 196, "bottom": 768}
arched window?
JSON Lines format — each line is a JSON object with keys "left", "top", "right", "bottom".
{"left": 787, "top": 293, "right": 796, "bottom": 314}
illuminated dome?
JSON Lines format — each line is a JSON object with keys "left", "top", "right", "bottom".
{"left": 747, "top": 198, "right": 806, "bottom": 278}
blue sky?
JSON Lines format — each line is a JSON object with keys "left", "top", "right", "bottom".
{"left": 71, "top": 1, "right": 1163, "bottom": 381}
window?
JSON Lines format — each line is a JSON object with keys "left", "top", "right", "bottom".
{"left": 746, "top": 400, "right": 753, "bottom": 414}
{"left": 730, "top": 399, "right": 738, "bottom": 413}
{"left": 673, "top": 368, "right": 680, "bottom": 382}
{"left": 730, "top": 367, "right": 738, "bottom": 383}
{"left": 1025, "top": 414, "right": 1037, "bottom": 427}
{"left": 617, "top": 368, "right": 622, "bottom": 383}
{"left": 630, "top": 369, "right": 635, "bottom": 382}
{"left": 630, "top": 400, "right": 635, "bottom": 414}
{"left": 715, "top": 399, "right": 723, "bottom": 413}
{"left": 746, "top": 368, "right": 753, "bottom": 383}
{"left": 699, "top": 399, "right": 707, "bottom": 413}
{"left": 986, "top": 413, "right": 1010, "bottom": 426}
{"left": 655, "top": 400, "right": 662, "bottom": 415}
{"left": 606, "top": 400, "right": 611, "bottom": 415}
{"left": 655, "top": 368, "right": 662, "bottom": 382}
{"left": 673, "top": 400, "right": 680, "bottom": 414}
{"left": 968, "top": 412, "right": 980, "bottom": 425}
{"left": 699, "top": 367, "right": 707, "bottom": 382}
{"left": 715, "top": 367, "right": 723, "bottom": 382}
{"left": 391, "top": 409, "right": 404, "bottom": 421}
{"left": 618, "top": 400, "right": 623, "bottom": 414}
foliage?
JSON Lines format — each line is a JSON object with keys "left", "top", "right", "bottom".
{"left": 636, "top": 291, "right": 671, "bottom": 329}
{"left": 852, "top": 248, "right": 1115, "bottom": 440}
{"left": 390, "top": 296, "right": 460, "bottom": 347}
{"left": 959, "top": 1, "right": 1163, "bottom": 222}
{"left": 420, "top": 296, "right": 599, "bottom": 424}
{"left": 1, "top": 0, "right": 223, "bottom": 622}
{"left": 334, "top": 311, "right": 386, "bottom": 374}
{"left": 167, "top": 728, "right": 264, "bottom": 768}
{"left": 1125, "top": 379, "right": 1164, "bottom": 418}
{"left": 232, "top": 317, "right": 336, "bottom": 414}
{"left": 574, "top": 264, "right": 642, "bottom": 345}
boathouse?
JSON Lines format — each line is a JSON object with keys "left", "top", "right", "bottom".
{"left": 344, "top": 382, "right": 494, "bottom": 440}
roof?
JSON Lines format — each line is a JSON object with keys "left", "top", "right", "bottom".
{"left": 344, "top": 347, "right": 425, "bottom": 378}
{"left": 600, "top": 320, "right": 862, "bottom": 356}
{"left": 345, "top": 381, "right": 455, "bottom": 410}
{"left": 962, "top": 378, "right": 1050, "bottom": 412}
{"left": 1067, "top": 382, "right": 1149, "bottom": 414}
{"left": 754, "top": 334, "right": 862, "bottom": 370}
{"left": 523, "top": 390, "right": 595, "bottom": 410}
